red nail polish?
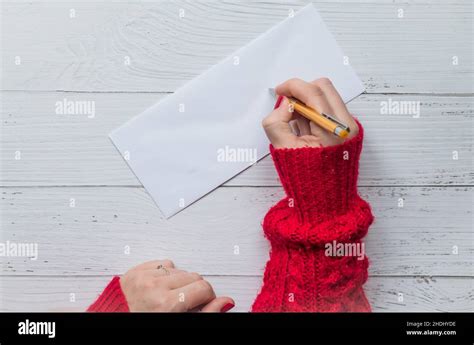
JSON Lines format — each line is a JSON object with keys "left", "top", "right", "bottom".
{"left": 274, "top": 95, "right": 284, "bottom": 109}
{"left": 221, "top": 303, "right": 235, "bottom": 313}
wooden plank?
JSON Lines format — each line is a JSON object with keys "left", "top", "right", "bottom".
{"left": 1, "top": 1, "right": 472, "bottom": 93}
{"left": 1, "top": 186, "right": 471, "bottom": 276}
{"left": 1, "top": 92, "right": 472, "bottom": 186}
{"left": 0, "top": 275, "right": 472, "bottom": 312}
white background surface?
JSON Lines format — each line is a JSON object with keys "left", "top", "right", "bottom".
{"left": 1, "top": 0, "right": 473, "bottom": 312}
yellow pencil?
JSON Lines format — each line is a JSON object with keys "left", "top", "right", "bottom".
{"left": 269, "top": 88, "right": 350, "bottom": 139}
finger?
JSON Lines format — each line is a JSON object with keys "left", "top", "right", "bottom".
{"left": 273, "top": 94, "right": 284, "bottom": 109}
{"left": 163, "top": 272, "right": 203, "bottom": 289}
{"left": 133, "top": 259, "right": 175, "bottom": 271}
{"left": 277, "top": 78, "right": 345, "bottom": 146}
{"left": 262, "top": 98, "right": 298, "bottom": 146}
{"left": 175, "top": 280, "right": 216, "bottom": 311}
{"left": 262, "top": 97, "right": 293, "bottom": 127}
{"left": 146, "top": 268, "right": 184, "bottom": 278}
{"left": 308, "top": 121, "right": 327, "bottom": 139}
{"left": 296, "top": 115, "right": 311, "bottom": 136}
{"left": 311, "top": 78, "right": 358, "bottom": 138}
{"left": 299, "top": 89, "right": 333, "bottom": 142}
{"left": 201, "top": 297, "right": 235, "bottom": 313}
{"left": 276, "top": 78, "right": 333, "bottom": 120}
{"left": 311, "top": 78, "right": 350, "bottom": 121}
{"left": 276, "top": 78, "right": 325, "bottom": 109}
{"left": 309, "top": 122, "right": 343, "bottom": 147}
{"left": 289, "top": 120, "right": 300, "bottom": 136}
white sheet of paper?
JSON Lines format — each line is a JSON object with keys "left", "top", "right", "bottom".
{"left": 110, "top": 4, "right": 365, "bottom": 218}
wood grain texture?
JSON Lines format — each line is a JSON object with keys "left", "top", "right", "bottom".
{"left": 1, "top": 92, "right": 472, "bottom": 186}
{"left": 0, "top": 275, "right": 472, "bottom": 312}
{"left": 0, "top": 0, "right": 472, "bottom": 313}
{"left": 1, "top": 1, "right": 472, "bottom": 93}
{"left": 1, "top": 186, "right": 472, "bottom": 276}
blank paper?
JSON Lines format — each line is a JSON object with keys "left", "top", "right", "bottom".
{"left": 110, "top": 4, "right": 365, "bottom": 218}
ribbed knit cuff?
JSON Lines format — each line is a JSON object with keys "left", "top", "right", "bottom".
{"left": 264, "top": 119, "right": 373, "bottom": 248}
{"left": 271, "top": 118, "right": 364, "bottom": 224}
{"left": 87, "top": 276, "right": 130, "bottom": 312}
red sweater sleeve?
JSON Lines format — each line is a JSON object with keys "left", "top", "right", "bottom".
{"left": 87, "top": 276, "right": 130, "bottom": 312}
{"left": 252, "top": 118, "right": 374, "bottom": 312}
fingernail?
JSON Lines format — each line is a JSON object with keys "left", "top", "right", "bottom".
{"left": 221, "top": 303, "right": 235, "bottom": 313}
{"left": 274, "top": 95, "right": 284, "bottom": 109}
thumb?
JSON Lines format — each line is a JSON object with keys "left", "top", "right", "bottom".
{"left": 261, "top": 98, "right": 297, "bottom": 147}
{"left": 200, "top": 297, "right": 235, "bottom": 313}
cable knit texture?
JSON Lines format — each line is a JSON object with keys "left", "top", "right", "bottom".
{"left": 87, "top": 276, "right": 130, "bottom": 312}
{"left": 252, "top": 118, "right": 374, "bottom": 312}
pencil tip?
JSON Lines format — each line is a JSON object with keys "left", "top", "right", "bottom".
{"left": 268, "top": 88, "right": 276, "bottom": 98}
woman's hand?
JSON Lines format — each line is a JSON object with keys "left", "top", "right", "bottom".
{"left": 120, "top": 259, "right": 235, "bottom": 312}
{"left": 262, "top": 78, "right": 359, "bottom": 148}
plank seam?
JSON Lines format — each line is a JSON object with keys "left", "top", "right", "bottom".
{"left": 1, "top": 274, "right": 473, "bottom": 279}
{"left": 1, "top": 90, "right": 473, "bottom": 96}
{"left": 1, "top": 185, "right": 473, "bottom": 188}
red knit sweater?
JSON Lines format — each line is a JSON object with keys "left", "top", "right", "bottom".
{"left": 87, "top": 276, "right": 129, "bottom": 312}
{"left": 88, "top": 119, "right": 373, "bottom": 313}
{"left": 252, "top": 118, "right": 373, "bottom": 312}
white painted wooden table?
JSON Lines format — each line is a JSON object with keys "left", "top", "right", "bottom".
{"left": 1, "top": 0, "right": 472, "bottom": 312}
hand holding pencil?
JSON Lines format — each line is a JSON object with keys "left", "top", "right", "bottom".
{"left": 262, "top": 77, "right": 359, "bottom": 149}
